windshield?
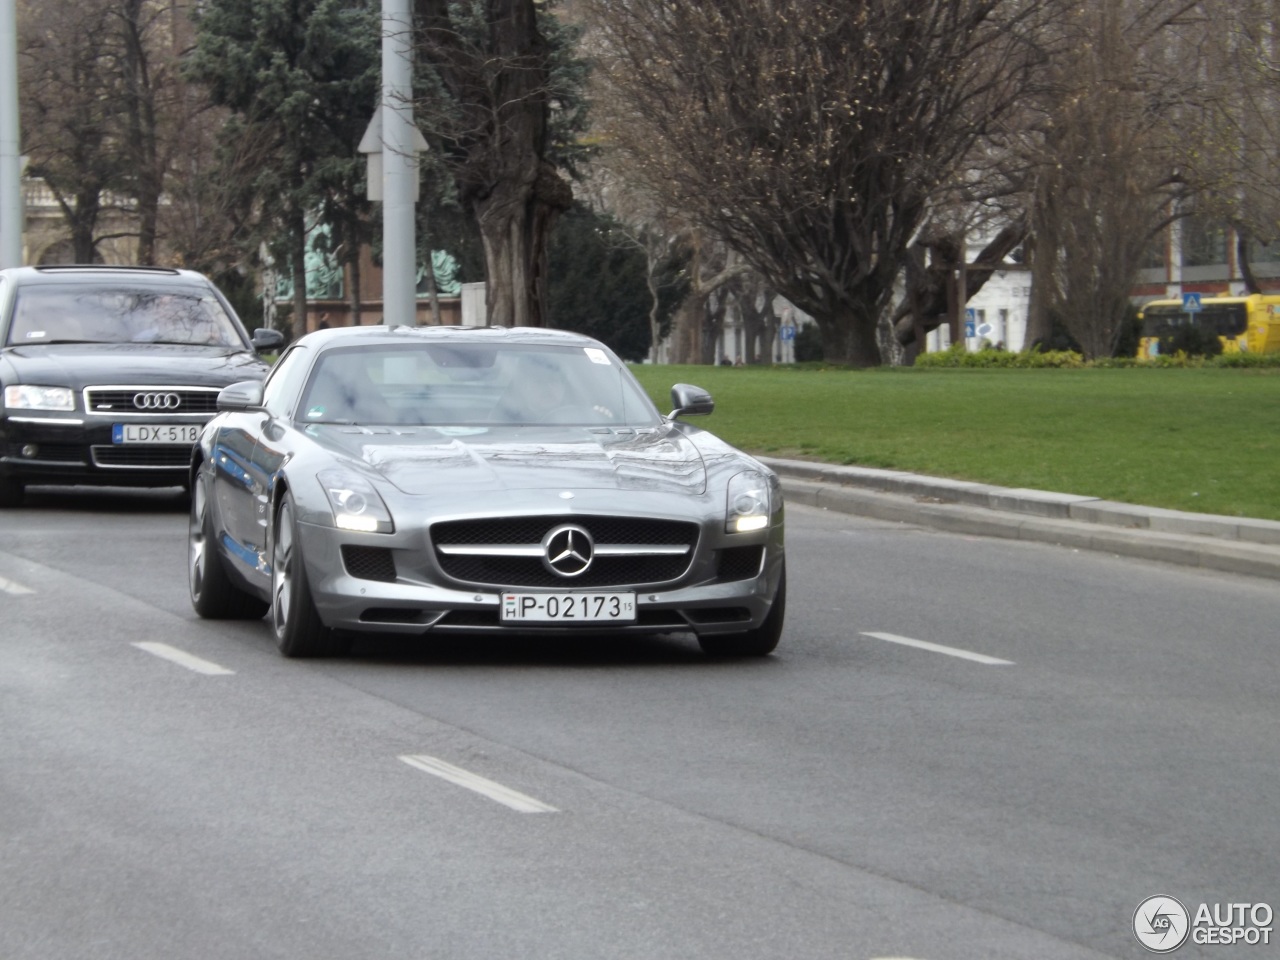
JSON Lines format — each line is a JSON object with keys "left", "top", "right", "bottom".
{"left": 299, "top": 342, "right": 662, "bottom": 428}
{"left": 6, "top": 284, "right": 246, "bottom": 348}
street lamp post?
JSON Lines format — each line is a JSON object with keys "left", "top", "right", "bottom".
{"left": 379, "top": 0, "right": 416, "bottom": 326}
{"left": 0, "top": 0, "right": 23, "bottom": 267}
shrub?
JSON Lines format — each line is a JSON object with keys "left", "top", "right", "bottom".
{"left": 914, "top": 345, "right": 1085, "bottom": 368}
{"left": 794, "top": 323, "right": 825, "bottom": 362}
{"left": 912, "top": 345, "right": 1280, "bottom": 369}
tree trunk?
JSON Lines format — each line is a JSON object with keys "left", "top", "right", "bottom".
{"left": 425, "top": 252, "right": 441, "bottom": 325}
{"left": 475, "top": 163, "right": 571, "bottom": 327}
{"left": 892, "top": 225, "right": 1026, "bottom": 350}
{"left": 1237, "top": 229, "right": 1261, "bottom": 296}
{"left": 703, "top": 293, "right": 728, "bottom": 364}
{"left": 348, "top": 249, "right": 362, "bottom": 328}
{"left": 820, "top": 306, "right": 882, "bottom": 366}
{"left": 1022, "top": 233, "right": 1054, "bottom": 351}
{"left": 291, "top": 213, "right": 309, "bottom": 341}
{"left": 120, "top": 0, "right": 160, "bottom": 264}
{"left": 668, "top": 295, "right": 708, "bottom": 364}
{"left": 477, "top": 194, "right": 530, "bottom": 327}
{"left": 69, "top": 187, "right": 101, "bottom": 263}
{"left": 646, "top": 254, "right": 663, "bottom": 363}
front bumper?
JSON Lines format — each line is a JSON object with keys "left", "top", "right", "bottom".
{"left": 294, "top": 516, "right": 785, "bottom": 638}
{"left": 1, "top": 414, "right": 206, "bottom": 487}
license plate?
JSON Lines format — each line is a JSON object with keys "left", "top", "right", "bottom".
{"left": 112, "top": 423, "right": 201, "bottom": 444}
{"left": 501, "top": 592, "right": 636, "bottom": 623}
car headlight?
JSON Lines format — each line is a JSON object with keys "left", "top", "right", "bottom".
{"left": 4, "top": 385, "right": 76, "bottom": 412}
{"left": 317, "top": 468, "right": 394, "bottom": 533}
{"left": 726, "top": 470, "right": 770, "bottom": 533}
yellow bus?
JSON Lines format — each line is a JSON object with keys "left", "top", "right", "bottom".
{"left": 1137, "top": 293, "right": 1280, "bottom": 359}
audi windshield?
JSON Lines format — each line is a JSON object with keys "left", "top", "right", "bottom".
{"left": 6, "top": 284, "right": 247, "bottom": 348}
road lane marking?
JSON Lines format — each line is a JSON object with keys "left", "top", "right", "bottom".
{"left": 860, "top": 632, "right": 1014, "bottom": 666}
{"left": 0, "top": 575, "right": 35, "bottom": 596}
{"left": 132, "top": 642, "right": 235, "bottom": 676}
{"left": 399, "top": 754, "right": 559, "bottom": 813}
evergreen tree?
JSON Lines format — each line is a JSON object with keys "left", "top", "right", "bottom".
{"left": 413, "top": 0, "right": 591, "bottom": 328}
{"left": 547, "top": 203, "right": 683, "bottom": 361}
{"left": 188, "top": 0, "right": 379, "bottom": 339}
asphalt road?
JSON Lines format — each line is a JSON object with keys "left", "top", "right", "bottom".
{"left": 2, "top": 486, "right": 1276, "bottom": 960}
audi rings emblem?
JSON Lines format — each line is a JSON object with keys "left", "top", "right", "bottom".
{"left": 541, "top": 524, "right": 594, "bottom": 578}
{"left": 133, "top": 391, "right": 182, "bottom": 410}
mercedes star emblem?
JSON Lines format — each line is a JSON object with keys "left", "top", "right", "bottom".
{"left": 542, "top": 524, "right": 594, "bottom": 577}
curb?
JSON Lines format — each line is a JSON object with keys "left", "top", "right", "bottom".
{"left": 761, "top": 457, "right": 1280, "bottom": 582}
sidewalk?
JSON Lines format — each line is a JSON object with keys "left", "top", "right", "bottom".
{"left": 761, "top": 457, "right": 1280, "bottom": 582}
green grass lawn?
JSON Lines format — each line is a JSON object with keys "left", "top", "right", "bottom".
{"left": 629, "top": 364, "right": 1280, "bottom": 521}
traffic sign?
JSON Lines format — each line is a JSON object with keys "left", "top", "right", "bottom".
{"left": 1182, "top": 292, "right": 1202, "bottom": 313}
{"left": 779, "top": 325, "right": 796, "bottom": 342}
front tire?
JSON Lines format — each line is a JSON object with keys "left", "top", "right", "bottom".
{"left": 189, "top": 471, "right": 268, "bottom": 620}
{"left": 271, "top": 493, "right": 348, "bottom": 658}
{"left": 698, "top": 563, "right": 786, "bottom": 658}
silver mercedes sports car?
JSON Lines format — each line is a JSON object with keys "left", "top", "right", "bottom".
{"left": 188, "top": 325, "right": 785, "bottom": 658}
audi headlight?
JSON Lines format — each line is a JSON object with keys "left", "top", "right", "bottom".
{"left": 726, "top": 470, "right": 770, "bottom": 533}
{"left": 4, "top": 385, "right": 76, "bottom": 412}
{"left": 317, "top": 469, "right": 394, "bottom": 533}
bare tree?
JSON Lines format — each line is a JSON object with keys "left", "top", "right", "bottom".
{"left": 18, "top": 0, "right": 126, "bottom": 262}
{"left": 19, "top": 0, "right": 212, "bottom": 265}
{"left": 579, "top": 0, "right": 1051, "bottom": 366}
{"left": 413, "top": 0, "right": 583, "bottom": 328}
{"left": 1176, "top": 0, "right": 1280, "bottom": 290}
{"left": 1025, "top": 0, "right": 1196, "bottom": 357}
{"left": 726, "top": 271, "right": 781, "bottom": 365}
{"left": 664, "top": 232, "right": 747, "bottom": 364}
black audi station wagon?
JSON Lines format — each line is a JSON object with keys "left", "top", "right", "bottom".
{"left": 0, "top": 265, "right": 283, "bottom": 507}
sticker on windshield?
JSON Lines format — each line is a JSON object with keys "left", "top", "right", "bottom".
{"left": 25, "top": 331, "right": 47, "bottom": 339}
{"left": 432, "top": 426, "right": 488, "bottom": 437}
{"left": 306, "top": 405, "right": 326, "bottom": 419}
{"left": 584, "top": 348, "right": 611, "bottom": 365}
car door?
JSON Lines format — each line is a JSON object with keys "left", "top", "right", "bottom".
{"left": 208, "top": 403, "right": 271, "bottom": 577}
{"left": 210, "top": 345, "right": 310, "bottom": 581}
{"left": 238, "top": 345, "right": 314, "bottom": 582}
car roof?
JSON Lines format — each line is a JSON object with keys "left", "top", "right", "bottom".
{"left": 298, "top": 325, "right": 609, "bottom": 351}
{"left": 0, "top": 265, "right": 213, "bottom": 287}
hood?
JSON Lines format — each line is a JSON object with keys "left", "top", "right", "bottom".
{"left": 307, "top": 424, "right": 708, "bottom": 496}
{"left": 1, "top": 343, "right": 269, "bottom": 388}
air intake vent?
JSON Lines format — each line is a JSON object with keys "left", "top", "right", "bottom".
{"left": 342, "top": 545, "right": 397, "bottom": 582}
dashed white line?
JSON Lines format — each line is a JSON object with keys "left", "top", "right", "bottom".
{"left": 399, "top": 754, "right": 559, "bottom": 813}
{"left": 861, "top": 631, "right": 1014, "bottom": 666}
{"left": 132, "top": 642, "right": 235, "bottom": 676}
{"left": 0, "top": 574, "right": 35, "bottom": 596}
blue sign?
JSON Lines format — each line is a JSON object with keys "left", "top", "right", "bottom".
{"left": 1183, "top": 293, "right": 1203, "bottom": 313}
{"left": 965, "top": 308, "right": 978, "bottom": 324}
{"left": 779, "top": 325, "right": 796, "bottom": 342}
{"left": 964, "top": 321, "right": 976, "bottom": 338}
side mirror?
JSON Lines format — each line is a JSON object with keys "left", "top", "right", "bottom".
{"left": 251, "top": 327, "right": 286, "bottom": 352}
{"left": 217, "top": 380, "right": 266, "bottom": 412}
{"left": 668, "top": 383, "right": 714, "bottom": 419}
